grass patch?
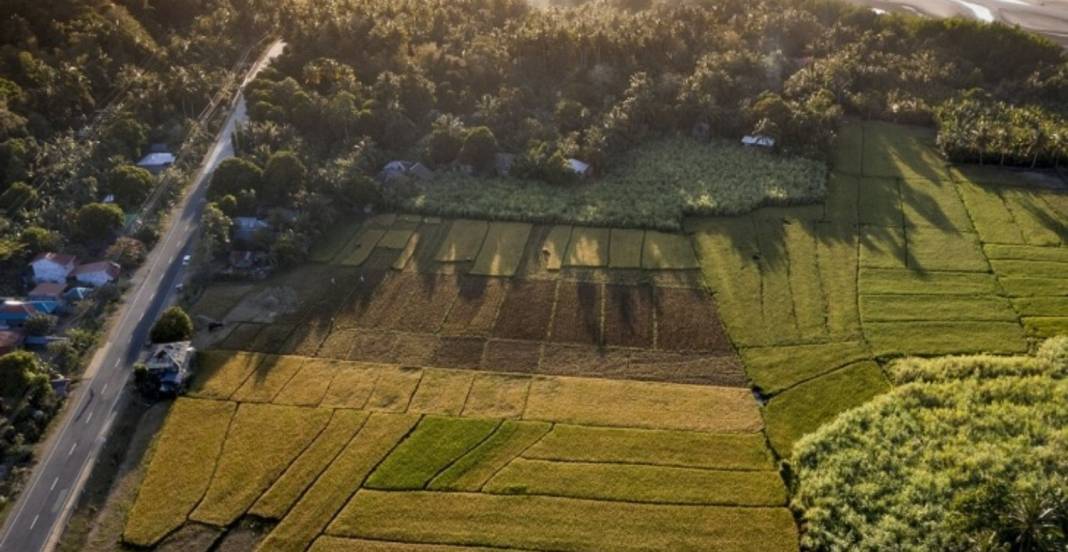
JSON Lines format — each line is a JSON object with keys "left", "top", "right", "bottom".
{"left": 328, "top": 490, "right": 799, "bottom": 552}
{"left": 858, "top": 268, "right": 999, "bottom": 295}
{"left": 190, "top": 404, "right": 331, "bottom": 527}
{"left": 989, "top": 259, "right": 1068, "bottom": 278}
{"left": 469, "top": 222, "right": 532, "bottom": 277}
{"left": 861, "top": 121, "right": 946, "bottom": 180}
{"left": 783, "top": 220, "right": 828, "bottom": 341}
{"left": 1011, "top": 296, "right": 1068, "bottom": 316}
{"left": 538, "top": 225, "right": 572, "bottom": 270}
{"left": 999, "top": 188, "right": 1066, "bottom": 246}
{"left": 860, "top": 295, "right": 1017, "bottom": 322}
{"left": 1021, "top": 316, "right": 1068, "bottom": 336}
{"left": 856, "top": 177, "right": 901, "bottom": 227}
{"left": 741, "top": 341, "right": 871, "bottom": 395}
{"left": 365, "top": 366, "right": 422, "bottom": 412}
{"left": 900, "top": 177, "right": 973, "bottom": 231}
{"left": 435, "top": 219, "right": 489, "bottom": 262}
{"left": 608, "top": 228, "right": 644, "bottom": 268}
{"left": 122, "top": 399, "right": 236, "bottom": 547}
{"left": 484, "top": 459, "right": 786, "bottom": 506}
{"left": 815, "top": 223, "right": 862, "bottom": 339}
{"left": 230, "top": 354, "right": 305, "bottom": 403}
{"left": 320, "top": 364, "right": 378, "bottom": 409}
{"left": 310, "top": 220, "right": 363, "bottom": 263}
{"left": 955, "top": 180, "right": 1026, "bottom": 244}
{"left": 258, "top": 413, "right": 420, "bottom": 552}
{"left": 189, "top": 283, "right": 253, "bottom": 320}
{"left": 998, "top": 277, "right": 1068, "bottom": 297}
{"left": 523, "top": 376, "right": 762, "bottom": 433}
{"left": 461, "top": 374, "right": 530, "bottom": 419}
{"left": 386, "top": 137, "right": 825, "bottom": 231}
{"left": 408, "top": 368, "right": 475, "bottom": 416}
{"left": 524, "top": 425, "right": 773, "bottom": 470}
{"left": 689, "top": 217, "right": 766, "bottom": 346}
{"left": 906, "top": 228, "right": 988, "bottom": 272}
{"left": 188, "top": 351, "right": 263, "bottom": 400}
{"left": 642, "top": 231, "right": 698, "bottom": 270}
{"left": 338, "top": 228, "right": 387, "bottom": 266}
{"left": 832, "top": 121, "right": 863, "bottom": 175}
{"left": 377, "top": 228, "right": 415, "bottom": 250}
{"left": 564, "top": 226, "right": 610, "bottom": 267}
{"left": 429, "top": 421, "right": 551, "bottom": 491}
{"left": 865, "top": 321, "right": 1027, "bottom": 357}
{"left": 273, "top": 359, "right": 344, "bottom": 407}
{"left": 309, "top": 537, "right": 507, "bottom": 551}
{"left": 983, "top": 243, "right": 1068, "bottom": 262}
{"left": 754, "top": 219, "right": 800, "bottom": 343}
{"left": 366, "top": 416, "right": 500, "bottom": 490}
{"left": 391, "top": 227, "right": 421, "bottom": 270}
{"left": 858, "top": 228, "right": 906, "bottom": 269}
{"left": 250, "top": 409, "right": 369, "bottom": 520}
{"left": 764, "top": 361, "right": 889, "bottom": 456}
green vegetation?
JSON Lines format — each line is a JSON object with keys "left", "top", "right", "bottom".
{"left": 123, "top": 399, "right": 235, "bottom": 547}
{"left": 793, "top": 339, "right": 1068, "bottom": 551}
{"left": 390, "top": 139, "right": 827, "bottom": 230}
{"left": 564, "top": 227, "right": 610, "bottom": 267}
{"left": 435, "top": 220, "right": 489, "bottom": 263}
{"left": 365, "top": 417, "right": 499, "bottom": 490}
{"left": 328, "top": 490, "right": 799, "bottom": 552}
{"left": 251, "top": 410, "right": 369, "bottom": 520}
{"left": 524, "top": 425, "right": 773, "bottom": 471}
{"left": 484, "top": 458, "right": 785, "bottom": 506}
{"left": 469, "top": 222, "right": 532, "bottom": 277}
{"left": 190, "top": 404, "right": 331, "bottom": 526}
{"left": 641, "top": 231, "right": 698, "bottom": 270}
{"left": 429, "top": 421, "right": 551, "bottom": 492}
{"left": 257, "top": 413, "right": 420, "bottom": 552}
{"left": 608, "top": 229, "right": 643, "bottom": 268}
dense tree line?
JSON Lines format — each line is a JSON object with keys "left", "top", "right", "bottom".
{"left": 0, "top": 0, "right": 274, "bottom": 293}
{"left": 936, "top": 90, "right": 1068, "bottom": 167}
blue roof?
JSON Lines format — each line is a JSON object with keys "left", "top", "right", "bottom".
{"left": 29, "top": 301, "right": 59, "bottom": 314}
{"left": 64, "top": 287, "right": 91, "bottom": 301}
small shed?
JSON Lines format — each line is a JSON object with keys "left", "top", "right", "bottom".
{"left": 0, "top": 301, "right": 40, "bottom": 328}
{"left": 379, "top": 160, "right": 433, "bottom": 182}
{"left": 233, "top": 217, "right": 271, "bottom": 242}
{"left": 567, "top": 159, "right": 593, "bottom": 178}
{"left": 742, "top": 135, "right": 776, "bottom": 148}
{"left": 136, "top": 151, "right": 176, "bottom": 174}
{"left": 146, "top": 341, "right": 195, "bottom": 395}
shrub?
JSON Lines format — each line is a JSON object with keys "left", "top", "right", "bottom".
{"left": 150, "top": 306, "right": 193, "bottom": 343}
{"left": 457, "top": 126, "right": 498, "bottom": 173}
{"left": 792, "top": 343, "right": 1068, "bottom": 551}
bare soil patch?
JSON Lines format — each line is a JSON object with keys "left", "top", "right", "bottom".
{"left": 391, "top": 333, "right": 440, "bottom": 366}
{"left": 317, "top": 329, "right": 358, "bottom": 359}
{"left": 440, "top": 276, "right": 506, "bottom": 336}
{"left": 655, "top": 287, "right": 732, "bottom": 352}
{"left": 248, "top": 324, "right": 295, "bottom": 354}
{"left": 603, "top": 284, "right": 654, "bottom": 348}
{"left": 346, "top": 330, "right": 400, "bottom": 363}
{"left": 354, "top": 273, "right": 415, "bottom": 329}
{"left": 550, "top": 281, "right": 602, "bottom": 345}
{"left": 481, "top": 339, "right": 543, "bottom": 374}
{"left": 432, "top": 336, "right": 487, "bottom": 369}
{"left": 393, "top": 275, "right": 461, "bottom": 333}
{"left": 333, "top": 270, "right": 388, "bottom": 328}
{"left": 155, "top": 523, "right": 221, "bottom": 552}
{"left": 539, "top": 344, "right": 630, "bottom": 379}
{"left": 627, "top": 351, "right": 748, "bottom": 387}
{"left": 219, "top": 322, "right": 265, "bottom": 351}
{"left": 493, "top": 280, "right": 557, "bottom": 341}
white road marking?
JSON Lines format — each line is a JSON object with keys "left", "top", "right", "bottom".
{"left": 101, "top": 383, "right": 109, "bottom": 394}
{"left": 85, "top": 411, "right": 93, "bottom": 424}
{"left": 68, "top": 443, "right": 77, "bottom": 457}
{"left": 29, "top": 515, "right": 38, "bottom": 530}
{"left": 51, "top": 489, "right": 68, "bottom": 513}
{"left": 50, "top": 477, "right": 58, "bottom": 491}
{"left": 950, "top": 0, "right": 995, "bottom": 21}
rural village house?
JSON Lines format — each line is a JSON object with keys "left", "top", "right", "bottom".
{"left": 742, "top": 134, "right": 776, "bottom": 148}
{"left": 567, "top": 158, "right": 593, "bottom": 177}
{"left": 136, "top": 144, "right": 176, "bottom": 174}
{"left": 30, "top": 253, "right": 77, "bottom": 284}
{"left": 72, "top": 261, "right": 121, "bottom": 287}
{"left": 233, "top": 217, "right": 271, "bottom": 242}
{"left": 145, "top": 341, "right": 195, "bottom": 395}
{"left": 379, "top": 160, "right": 433, "bottom": 182}
{"left": 0, "top": 301, "right": 40, "bottom": 328}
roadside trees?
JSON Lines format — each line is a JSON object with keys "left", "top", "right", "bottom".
{"left": 150, "top": 306, "right": 193, "bottom": 343}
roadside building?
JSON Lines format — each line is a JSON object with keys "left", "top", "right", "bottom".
{"left": 28, "top": 282, "right": 66, "bottom": 306}
{"left": 379, "top": 160, "right": 433, "bottom": 182}
{"left": 742, "top": 134, "right": 776, "bottom": 148}
{"left": 0, "top": 330, "right": 24, "bottom": 354}
{"left": 30, "top": 253, "right": 77, "bottom": 284}
{"left": 145, "top": 341, "right": 195, "bottom": 395}
{"left": 136, "top": 144, "right": 176, "bottom": 174}
{"left": 233, "top": 217, "right": 271, "bottom": 242}
{"left": 0, "top": 301, "right": 40, "bottom": 328}
{"left": 63, "top": 287, "right": 92, "bottom": 303}
{"left": 72, "top": 261, "right": 121, "bottom": 287}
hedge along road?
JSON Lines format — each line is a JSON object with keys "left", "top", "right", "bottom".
{"left": 0, "top": 39, "right": 286, "bottom": 552}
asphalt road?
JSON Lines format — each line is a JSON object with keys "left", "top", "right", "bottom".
{"left": 850, "top": 0, "right": 1068, "bottom": 47}
{"left": 0, "top": 40, "right": 284, "bottom": 552}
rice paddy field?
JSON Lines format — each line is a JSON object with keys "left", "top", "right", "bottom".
{"left": 118, "top": 120, "right": 1068, "bottom": 551}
